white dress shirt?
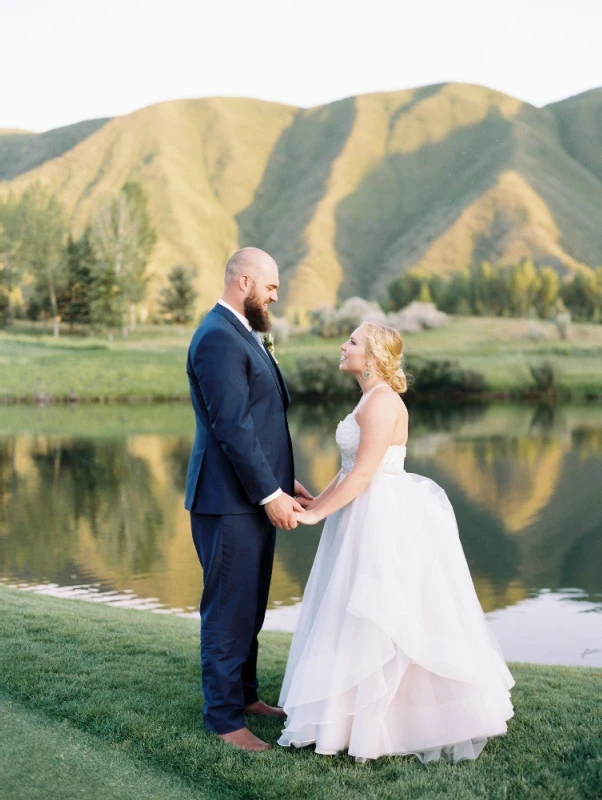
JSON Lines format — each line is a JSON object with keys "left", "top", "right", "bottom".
{"left": 217, "top": 299, "right": 282, "bottom": 506}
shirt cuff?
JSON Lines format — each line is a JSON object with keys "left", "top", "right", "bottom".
{"left": 259, "top": 488, "right": 282, "bottom": 505}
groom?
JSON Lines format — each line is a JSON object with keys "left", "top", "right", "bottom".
{"left": 185, "top": 247, "right": 312, "bottom": 752}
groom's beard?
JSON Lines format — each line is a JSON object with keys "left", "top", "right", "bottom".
{"left": 244, "top": 290, "right": 271, "bottom": 333}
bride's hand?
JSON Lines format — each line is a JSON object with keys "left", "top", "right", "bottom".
{"left": 295, "top": 509, "right": 320, "bottom": 526}
{"left": 300, "top": 498, "right": 319, "bottom": 511}
{"left": 294, "top": 495, "right": 314, "bottom": 510}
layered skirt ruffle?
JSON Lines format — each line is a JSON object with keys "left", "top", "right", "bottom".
{"left": 278, "top": 472, "right": 514, "bottom": 763}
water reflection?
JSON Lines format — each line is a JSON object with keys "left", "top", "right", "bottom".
{"left": 1, "top": 403, "right": 601, "bottom": 665}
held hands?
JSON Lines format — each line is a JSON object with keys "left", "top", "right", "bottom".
{"left": 265, "top": 481, "right": 314, "bottom": 530}
{"left": 293, "top": 480, "right": 314, "bottom": 509}
{"left": 294, "top": 508, "right": 320, "bottom": 526}
{"left": 265, "top": 492, "right": 304, "bottom": 530}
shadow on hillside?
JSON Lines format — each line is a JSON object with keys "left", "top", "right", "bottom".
{"left": 236, "top": 97, "right": 357, "bottom": 303}
{"left": 0, "top": 118, "right": 110, "bottom": 181}
{"left": 512, "top": 104, "right": 602, "bottom": 268}
{"left": 335, "top": 110, "right": 514, "bottom": 300}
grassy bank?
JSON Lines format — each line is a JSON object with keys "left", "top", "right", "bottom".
{"left": 1, "top": 588, "right": 601, "bottom": 799}
{"left": 1, "top": 316, "right": 602, "bottom": 403}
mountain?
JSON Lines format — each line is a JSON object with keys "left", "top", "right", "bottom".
{"left": 0, "top": 119, "right": 110, "bottom": 181}
{"left": 1, "top": 83, "right": 601, "bottom": 312}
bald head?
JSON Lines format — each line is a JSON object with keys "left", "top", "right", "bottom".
{"left": 225, "top": 247, "right": 277, "bottom": 285}
{"left": 221, "top": 247, "right": 280, "bottom": 327}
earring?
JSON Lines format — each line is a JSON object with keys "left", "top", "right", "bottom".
{"left": 363, "top": 365, "right": 371, "bottom": 378}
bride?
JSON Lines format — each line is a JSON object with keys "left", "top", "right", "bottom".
{"left": 278, "top": 321, "right": 514, "bottom": 763}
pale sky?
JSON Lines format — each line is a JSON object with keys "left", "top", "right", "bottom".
{"left": 1, "top": 0, "right": 601, "bottom": 133}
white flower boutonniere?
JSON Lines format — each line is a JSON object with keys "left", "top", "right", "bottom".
{"left": 262, "top": 332, "right": 278, "bottom": 364}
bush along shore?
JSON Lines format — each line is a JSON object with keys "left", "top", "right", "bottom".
{"left": 2, "top": 317, "right": 602, "bottom": 404}
{"left": 1, "top": 349, "right": 600, "bottom": 406}
{"left": 1, "top": 588, "right": 601, "bottom": 800}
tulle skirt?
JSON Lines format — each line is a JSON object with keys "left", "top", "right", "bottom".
{"left": 277, "top": 471, "right": 514, "bottom": 763}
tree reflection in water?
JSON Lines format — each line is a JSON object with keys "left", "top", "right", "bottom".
{"left": 0, "top": 404, "right": 601, "bottom": 619}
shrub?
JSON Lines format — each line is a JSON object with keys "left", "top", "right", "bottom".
{"left": 310, "top": 297, "right": 384, "bottom": 338}
{"left": 0, "top": 289, "right": 9, "bottom": 327}
{"left": 282, "top": 354, "right": 486, "bottom": 401}
{"left": 387, "top": 302, "right": 448, "bottom": 333}
{"left": 529, "top": 361, "right": 558, "bottom": 393}
{"left": 554, "top": 311, "right": 572, "bottom": 340}
{"left": 283, "top": 354, "right": 356, "bottom": 401}
{"left": 310, "top": 297, "right": 448, "bottom": 338}
{"left": 405, "top": 357, "right": 487, "bottom": 396}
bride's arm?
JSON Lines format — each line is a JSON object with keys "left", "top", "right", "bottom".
{"left": 306, "top": 470, "right": 342, "bottom": 509}
{"left": 297, "top": 392, "right": 400, "bottom": 524}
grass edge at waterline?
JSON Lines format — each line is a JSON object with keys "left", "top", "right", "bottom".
{"left": 1, "top": 588, "right": 601, "bottom": 800}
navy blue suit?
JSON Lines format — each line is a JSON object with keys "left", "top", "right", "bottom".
{"left": 185, "top": 303, "right": 294, "bottom": 733}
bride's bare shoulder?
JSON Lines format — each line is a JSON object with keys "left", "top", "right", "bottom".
{"left": 358, "top": 386, "right": 406, "bottom": 421}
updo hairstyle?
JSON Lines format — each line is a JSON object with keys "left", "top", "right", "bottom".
{"left": 361, "top": 321, "right": 408, "bottom": 394}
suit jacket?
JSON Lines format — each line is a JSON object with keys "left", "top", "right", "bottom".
{"left": 185, "top": 303, "right": 294, "bottom": 514}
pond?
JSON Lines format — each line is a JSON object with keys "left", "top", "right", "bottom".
{"left": 1, "top": 402, "right": 601, "bottom": 667}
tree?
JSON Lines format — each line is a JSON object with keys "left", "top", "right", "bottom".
{"left": 0, "top": 289, "right": 8, "bottom": 327}
{"left": 387, "top": 272, "right": 423, "bottom": 310}
{"left": 504, "top": 259, "right": 539, "bottom": 317}
{"left": 439, "top": 271, "right": 470, "bottom": 314}
{"left": 534, "top": 266, "right": 560, "bottom": 319}
{"left": 0, "top": 194, "right": 25, "bottom": 326}
{"left": 89, "top": 261, "right": 121, "bottom": 341}
{"left": 157, "top": 264, "right": 198, "bottom": 325}
{"left": 63, "top": 230, "right": 95, "bottom": 327}
{"left": 561, "top": 269, "right": 602, "bottom": 321}
{"left": 467, "top": 262, "right": 505, "bottom": 316}
{"left": 91, "top": 181, "right": 156, "bottom": 336}
{"left": 18, "top": 185, "right": 68, "bottom": 336}
{"left": 417, "top": 281, "right": 433, "bottom": 303}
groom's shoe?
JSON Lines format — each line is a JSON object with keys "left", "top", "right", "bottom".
{"left": 217, "top": 727, "right": 272, "bottom": 752}
{"left": 244, "top": 700, "right": 286, "bottom": 718}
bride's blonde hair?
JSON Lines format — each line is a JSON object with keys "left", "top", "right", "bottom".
{"left": 361, "top": 321, "right": 408, "bottom": 394}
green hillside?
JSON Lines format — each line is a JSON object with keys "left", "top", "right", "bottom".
{"left": 548, "top": 88, "right": 602, "bottom": 182}
{"left": 0, "top": 118, "right": 109, "bottom": 180}
{"left": 1, "top": 83, "right": 601, "bottom": 312}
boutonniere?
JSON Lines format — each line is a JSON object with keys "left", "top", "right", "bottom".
{"left": 262, "top": 332, "right": 278, "bottom": 364}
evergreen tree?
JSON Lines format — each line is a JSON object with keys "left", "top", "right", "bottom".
{"left": 158, "top": 264, "right": 198, "bottom": 324}
{"left": 63, "top": 230, "right": 95, "bottom": 327}
{"left": 439, "top": 271, "right": 471, "bottom": 314}
{"left": 387, "top": 272, "right": 423, "bottom": 310}
{"left": 90, "top": 261, "right": 121, "bottom": 341}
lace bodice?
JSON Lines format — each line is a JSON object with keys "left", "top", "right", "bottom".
{"left": 336, "top": 414, "right": 406, "bottom": 475}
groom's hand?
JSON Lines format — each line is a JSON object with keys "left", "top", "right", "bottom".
{"left": 293, "top": 480, "right": 314, "bottom": 509}
{"left": 265, "top": 493, "right": 304, "bottom": 530}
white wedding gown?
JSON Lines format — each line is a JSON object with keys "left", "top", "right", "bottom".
{"left": 278, "top": 400, "right": 514, "bottom": 763}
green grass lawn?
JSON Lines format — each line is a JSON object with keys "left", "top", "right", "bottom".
{"left": 1, "top": 588, "right": 601, "bottom": 800}
{"left": 1, "top": 316, "right": 601, "bottom": 401}
{"left": 0, "top": 691, "right": 206, "bottom": 800}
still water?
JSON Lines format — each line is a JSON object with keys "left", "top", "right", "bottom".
{"left": 1, "top": 402, "right": 601, "bottom": 667}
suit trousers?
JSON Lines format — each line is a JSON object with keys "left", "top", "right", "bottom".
{"left": 190, "top": 511, "right": 276, "bottom": 734}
